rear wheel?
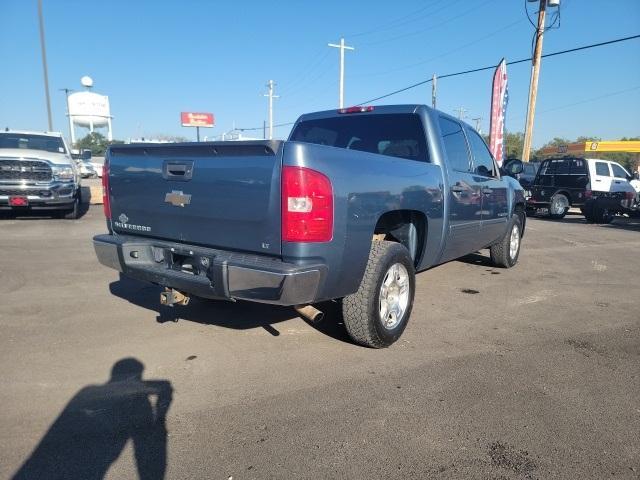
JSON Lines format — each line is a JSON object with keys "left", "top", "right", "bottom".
{"left": 593, "top": 199, "right": 613, "bottom": 224}
{"left": 342, "top": 241, "right": 415, "bottom": 348}
{"left": 490, "top": 214, "right": 522, "bottom": 268}
{"left": 549, "top": 193, "right": 569, "bottom": 219}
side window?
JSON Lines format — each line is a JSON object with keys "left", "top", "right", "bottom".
{"left": 466, "top": 129, "right": 496, "bottom": 177}
{"left": 595, "top": 161, "right": 611, "bottom": 177}
{"left": 611, "top": 163, "right": 628, "bottom": 179}
{"left": 438, "top": 117, "right": 471, "bottom": 172}
{"left": 570, "top": 158, "right": 587, "bottom": 174}
{"left": 555, "top": 159, "right": 571, "bottom": 174}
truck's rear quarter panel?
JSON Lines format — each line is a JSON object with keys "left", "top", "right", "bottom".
{"left": 281, "top": 141, "right": 445, "bottom": 301}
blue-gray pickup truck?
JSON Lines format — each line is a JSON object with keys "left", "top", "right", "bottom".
{"left": 94, "top": 105, "right": 525, "bottom": 348}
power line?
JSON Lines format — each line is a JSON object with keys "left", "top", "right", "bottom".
{"left": 351, "top": 18, "right": 524, "bottom": 78}
{"left": 360, "top": 0, "right": 495, "bottom": 47}
{"left": 236, "top": 34, "right": 640, "bottom": 131}
{"left": 356, "top": 34, "right": 640, "bottom": 105}
{"left": 346, "top": 0, "right": 452, "bottom": 38}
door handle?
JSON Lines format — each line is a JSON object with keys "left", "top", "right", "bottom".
{"left": 595, "top": 179, "right": 602, "bottom": 182}
{"left": 451, "top": 185, "right": 464, "bottom": 193}
{"left": 163, "top": 160, "right": 194, "bottom": 181}
{"left": 482, "top": 187, "right": 493, "bottom": 195}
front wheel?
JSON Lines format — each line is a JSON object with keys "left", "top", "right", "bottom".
{"left": 61, "top": 195, "right": 80, "bottom": 220}
{"left": 490, "top": 214, "right": 522, "bottom": 268}
{"left": 342, "top": 241, "right": 415, "bottom": 348}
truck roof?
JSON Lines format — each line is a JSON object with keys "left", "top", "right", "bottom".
{"left": 294, "top": 104, "right": 475, "bottom": 131}
{"left": 1, "top": 129, "right": 64, "bottom": 137}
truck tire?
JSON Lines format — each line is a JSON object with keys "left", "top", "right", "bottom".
{"left": 582, "top": 200, "right": 595, "bottom": 223}
{"left": 549, "top": 193, "right": 569, "bottom": 219}
{"left": 490, "top": 214, "right": 522, "bottom": 268}
{"left": 342, "top": 240, "right": 415, "bottom": 348}
{"left": 61, "top": 195, "right": 80, "bottom": 220}
{"left": 592, "top": 199, "right": 613, "bottom": 224}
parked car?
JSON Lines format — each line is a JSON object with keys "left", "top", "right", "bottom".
{"left": 527, "top": 156, "right": 637, "bottom": 221}
{"left": 0, "top": 130, "right": 81, "bottom": 218}
{"left": 77, "top": 160, "right": 98, "bottom": 178}
{"left": 94, "top": 105, "right": 526, "bottom": 348}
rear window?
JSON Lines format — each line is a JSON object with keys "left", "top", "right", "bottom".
{"left": 290, "top": 114, "right": 428, "bottom": 162}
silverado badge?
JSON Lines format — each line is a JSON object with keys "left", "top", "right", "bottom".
{"left": 165, "top": 190, "right": 191, "bottom": 207}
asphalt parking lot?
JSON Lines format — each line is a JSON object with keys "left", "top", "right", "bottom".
{"left": 1, "top": 207, "right": 639, "bottom": 479}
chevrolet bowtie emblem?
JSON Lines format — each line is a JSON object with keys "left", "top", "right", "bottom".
{"left": 165, "top": 190, "right": 191, "bottom": 207}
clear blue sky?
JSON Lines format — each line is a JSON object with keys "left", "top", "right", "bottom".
{"left": 1, "top": 0, "right": 638, "bottom": 146}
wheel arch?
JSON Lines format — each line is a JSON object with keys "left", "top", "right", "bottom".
{"left": 373, "top": 210, "right": 427, "bottom": 268}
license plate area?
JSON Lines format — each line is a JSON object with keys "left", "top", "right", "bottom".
{"left": 9, "top": 196, "right": 29, "bottom": 207}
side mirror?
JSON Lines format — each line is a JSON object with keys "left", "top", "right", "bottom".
{"left": 82, "top": 149, "right": 92, "bottom": 161}
{"left": 503, "top": 159, "right": 524, "bottom": 177}
{"left": 634, "top": 172, "right": 639, "bottom": 180}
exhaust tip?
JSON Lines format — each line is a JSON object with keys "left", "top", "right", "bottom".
{"left": 294, "top": 305, "right": 324, "bottom": 323}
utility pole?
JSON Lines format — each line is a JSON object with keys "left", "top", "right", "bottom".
{"left": 431, "top": 74, "right": 437, "bottom": 109}
{"left": 37, "top": 0, "right": 53, "bottom": 131}
{"left": 328, "top": 38, "right": 355, "bottom": 108}
{"left": 472, "top": 117, "right": 483, "bottom": 134}
{"left": 60, "top": 88, "right": 75, "bottom": 146}
{"left": 522, "top": 0, "right": 548, "bottom": 162}
{"left": 263, "top": 80, "right": 279, "bottom": 140}
{"left": 453, "top": 107, "right": 468, "bottom": 121}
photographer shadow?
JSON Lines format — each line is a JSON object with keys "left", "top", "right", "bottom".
{"left": 13, "top": 358, "right": 172, "bottom": 480}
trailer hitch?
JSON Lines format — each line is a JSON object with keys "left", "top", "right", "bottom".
{"left": 160, "top": 288, "right": 190, "bottom": 307}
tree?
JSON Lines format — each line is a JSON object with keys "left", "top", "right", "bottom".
{"left": 76, "top": 132, "right": 109, "bottom": 155}
{"left": 504, "top": 131, "right": 525, "bottom": 160}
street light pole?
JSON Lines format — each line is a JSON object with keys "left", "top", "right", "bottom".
{"left": 328, "top": 38, "right": 355, "bottom": 108}
{"left": 60, "top": 88, "right": 74, "bottom": 146}
{"left": 37, "top": 0, "right": 53, "bottom": 131}
{"left": 522, "top": 0, "right": 548, "bottom": 162}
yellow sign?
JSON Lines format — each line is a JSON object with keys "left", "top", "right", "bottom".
{"left": 539, "top": 140, "right": 640, "bottom": 157}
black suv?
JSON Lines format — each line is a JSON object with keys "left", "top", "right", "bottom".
{"left": 527, "top": 157, "right": 589, "bottom": 219}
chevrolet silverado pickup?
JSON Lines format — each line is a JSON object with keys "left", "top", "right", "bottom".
{"left": 94, "top": 105, "right": 526, "bottom": 348}
{"left": 0, "top": 130, "right": 81, "bottom": 218}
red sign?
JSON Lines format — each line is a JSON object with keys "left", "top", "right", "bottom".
{"left": 489, "top": 59, "right": 508, "bottom": 166}
{"left": 180, "top": 112, "right": 214, "bottom": 128}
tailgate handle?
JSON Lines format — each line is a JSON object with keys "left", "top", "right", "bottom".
{"left": 163, "top": 161, "right": 193, "bottom": 181}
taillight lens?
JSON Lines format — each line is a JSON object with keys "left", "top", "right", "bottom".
{"left": 584, "top": 189, "right": 592, "bottom": 199}
{"left": 282, "top": 166, "right": 333, "bottom": 242}
{"left": 102, "top": 159, "right": 111, "bottom": 219}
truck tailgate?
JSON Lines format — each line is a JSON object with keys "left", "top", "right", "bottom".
{"left": 107, "top": 141, "right": 282, "bottom": 256}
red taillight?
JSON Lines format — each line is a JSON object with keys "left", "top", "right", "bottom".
{"left": 338, "top": 106, "right": 374, "bottom": 114}
{"left": 282, "top": 166, "right": 333, "bottom": 242}
{"left": 102, "top": 160, "right": 111, "bottom": 219}
{"left": 584, "top": 189, "right": 592, "bottom": 199}
{"left": 625, "top": 191, "right": 635, "bottom": 200}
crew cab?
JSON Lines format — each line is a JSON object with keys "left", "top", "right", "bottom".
{"left": 0, "top": 130, "right": 81, "bottom": 218}
{"left": 93, "top": 105, "right": 526, "bottom": 348}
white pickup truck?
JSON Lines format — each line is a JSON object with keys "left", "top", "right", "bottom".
{"left": 0, "top": 130, "right": 81, "bottom": 219}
